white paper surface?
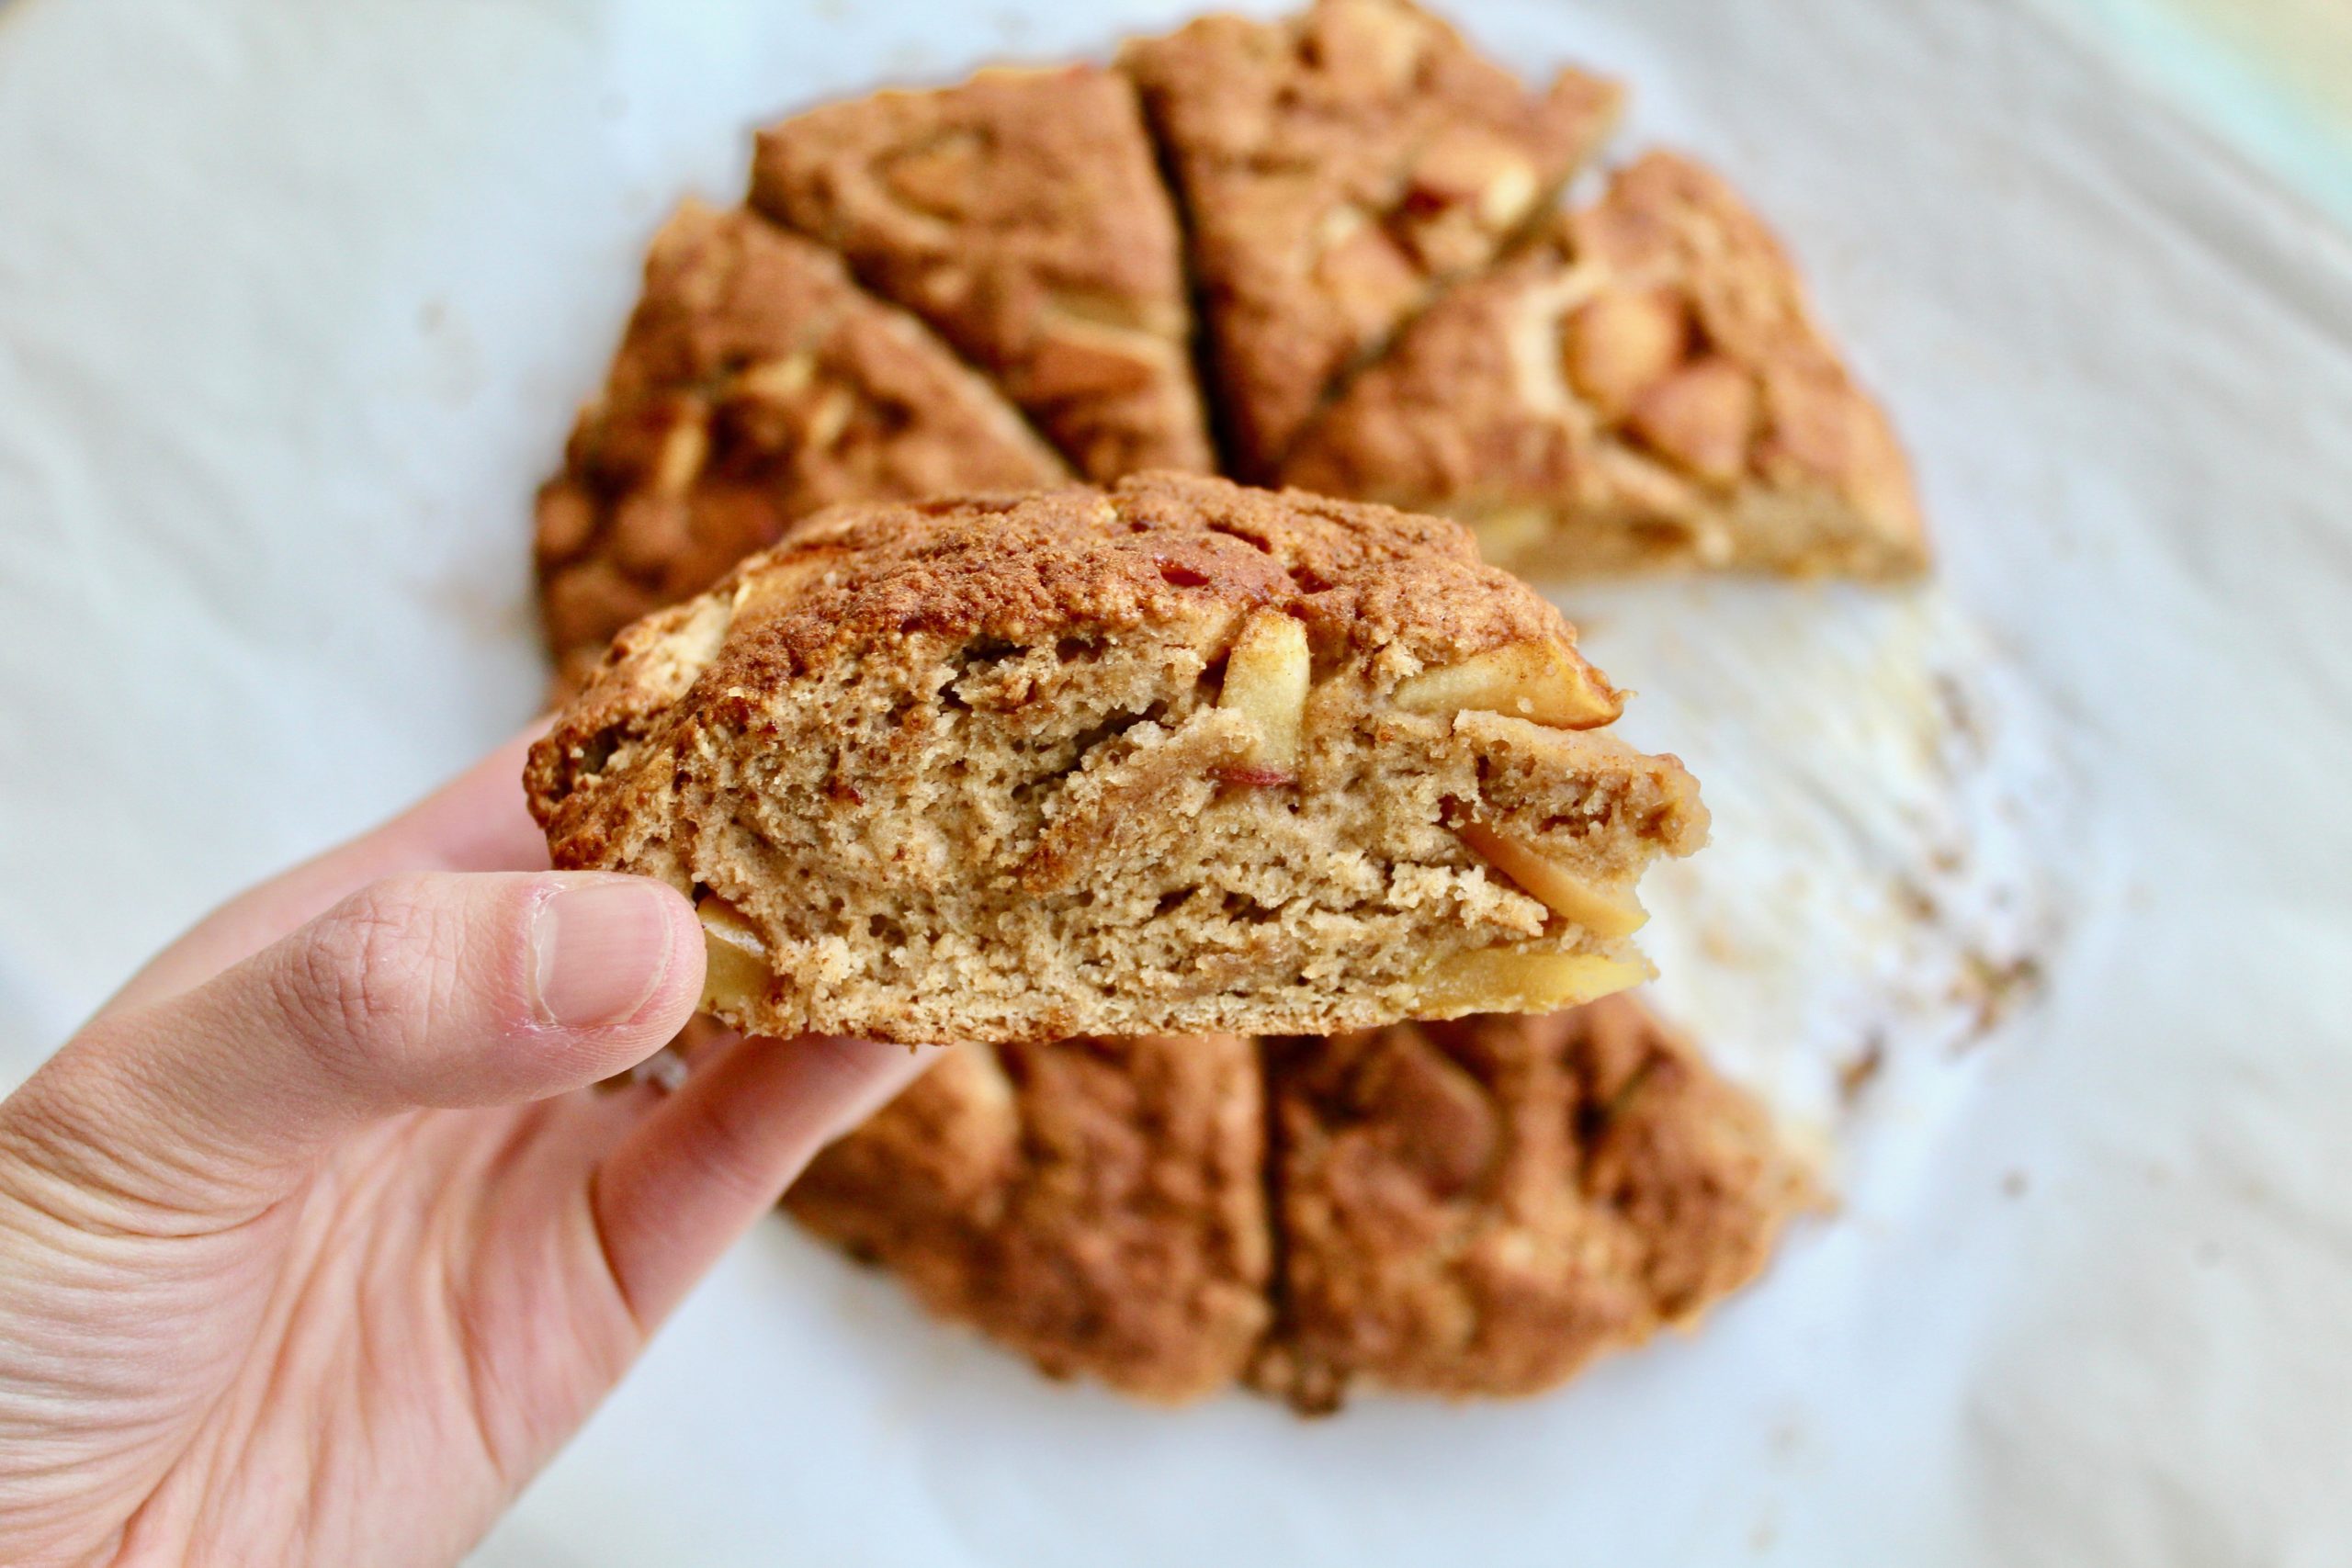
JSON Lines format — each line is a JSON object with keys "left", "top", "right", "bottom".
{"left": 3, "top": 1, "right": 2350, "bottom": 1563}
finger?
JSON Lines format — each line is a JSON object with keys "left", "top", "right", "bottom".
{"left": 590, "top": 1034, "right": 938, "bottom": 1330}
{"left": 104, "top": 728, "right": 552, "bottom": 1015}
{"left": 8, "top": 872, "right": 701, "bottom": 1208}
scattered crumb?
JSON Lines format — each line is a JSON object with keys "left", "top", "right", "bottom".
{"left": 1892, "top": 877, "right": 1938, "bottom": 921}
{"left": 1951, "top": 951, "right": 2047, "bottom": 1043}
{"left": 1931, "top": 670, "right": 1985, "bottom": 755}
{"left": 1837, "top": 1036, "right": 1886, "bottom": 1106}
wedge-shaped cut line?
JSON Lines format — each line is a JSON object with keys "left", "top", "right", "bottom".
{"left": 787, "top": 995, "right": 1812, "bottom": 1410}
{"left": 1122, "top": 0, "right": 1621, "bottom": 477}
{"left": 751, "top": 64, "right": 1212, "bottom": 481}
{"left": 527, "top": 474, "right": 1705, "bottom": 1045}
{"left": 1456, "top": 821, "right": 1647, "bottom": 938}
{"left": 533, "top": 200, "right": 1067, "bottom": 679}
{"left": 1392, "top": 638, "right": 1621, "bottom": 728}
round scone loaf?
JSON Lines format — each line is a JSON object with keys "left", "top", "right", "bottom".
{"left": 525, "top": 471, "right": 1706, "bottom": 1044}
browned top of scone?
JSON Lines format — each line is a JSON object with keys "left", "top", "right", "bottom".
{"left": 1282, "top": 151, "right": 1926, "bottom": 570}
{"left": 529, "top": 472, "right": 1606, "bottom": 817}
{"left": 1253, "top": 993, "right": 1809, "bottom": 1407}
{"left": 787, "top": 1032, "right": 1272, "bottom": 1403}
{"left": 751, "top": 64, "right": 1212, "bottom": 481}
{"left": 1122, "top": 0, "right": 1621, "bottom": 478}
{"left": 524, "top": 469, "right": 1609, "bottom": 831}
{"left": 534, "top": 200, "right": 1068, "bottom": 670}
{"left": 742, "top": 471, "right": 1573, "bottom": 674}
{"left": 1564, "top": 150, "right": 1920, "bottom": 529}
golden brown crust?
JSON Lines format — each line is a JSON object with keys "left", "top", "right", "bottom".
{"left": 533, "top": 201, "right": 1068, "bottom": 667}
{"left": 1249, "top": 995, "right": 1811, "bottom": 1408}
{"left": 1123, "top": 0, "right": 1621, "bottom": 478}
{"left": 676, "top": 472, "right": 1573, "bottom": 692}
{"left": 786, "top": 998, "right": 1804, "bottom": 1407}
{"left": 527, "top": 472, "right": 1595, "bottom": 812}
{"left": 787, "top": 1034, "right": 1272, "bottom": 1403}
{"left": 1281, "top": 152, "right": 1928, "bottom": 580}
{"left": 752, "top": 65, "right": 1213, "bottom": 483}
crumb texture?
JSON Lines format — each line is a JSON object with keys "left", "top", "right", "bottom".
{"left": 528, "top": 473, "right": 1703, "bottom": 1044}
{"left": 788, "top": 1033, "right": 1272, "bottom": 1403}
{"left": 1282, "top": 151, "right": 1928, "bottom": 579}
{"left": 1122, "top": 0, "right": 1621, "bottom": 478}
{"left": 534, "top": 202, "right": 1067, "bottom": 675}
{"left": 752, "top": 64, "right": 1213, "bottom": 483}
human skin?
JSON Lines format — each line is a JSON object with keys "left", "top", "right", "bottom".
{"left": 0, "top": 731, "right": 934, "bottom": 1568}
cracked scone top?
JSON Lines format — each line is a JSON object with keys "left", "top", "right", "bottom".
{"left": 525, "top": 472, "right": 1706, "bottom": 1044}
{"left": 1251, "top": 996, "right": 1812, "bottom": 1408}
{"left": 752, "top": 63, "right": 1213, "bottom": 483}
{"left": 787, "top": 1032, "right": 1272, "bottom": 1404}
{"left": 534, "top": 200, "right": 1067, "bottom": 686}
{"left": 786, "top": 998, "right": 1806, "bottom": 1407}
{"left": 1282, "top": 152, "right": 1928, "bottom": 579}
{"left": 1123, "top": 0, "right": 1622, "bottom": 479}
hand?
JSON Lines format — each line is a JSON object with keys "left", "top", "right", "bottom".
{"left": 0, "top": 731, "right": 933, "bottom": 1568}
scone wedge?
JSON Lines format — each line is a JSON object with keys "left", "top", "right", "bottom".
{"left": 535, "top": 200, "right": 1068, "bottom": 685}
{"left": 787, "top": 1032, "right": 1271, "bottom": 1403}
{"left": 1282, "top": 152, "right": 1928, "bottom": 579}
{"left": 526, "top": 473, "right": 1705, "bottom": 1044}
{"left": 752, "top": 64, "right": 1213, "bottom": 482}
{"left": 1250, "top": 995, "right": 1812, "bottom": 1409}
{"left": 1123, "top": 0, "right": 1621, "bottom": 478}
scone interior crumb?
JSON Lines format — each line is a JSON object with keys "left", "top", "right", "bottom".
{"left": 528, "top": 475, "right": 1705, "bottom": 1044}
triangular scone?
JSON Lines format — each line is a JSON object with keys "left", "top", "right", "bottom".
{"left": 787, "top": 1032, "right": 1272, "bottom": 1404}
{"left": 534, "top": 201, "right": 1068, "bottom": 684}
{"left": 751, "top": 65, "right": 1213, "bottom": 483}
{"left": 1249, "top": 995, "right": 1812, "bottom": 1410}
{"left": 526, "top": 473, "right": 1705, "bottom": 1044}
{"left": 1121, "top": 0, "right": 1621, "bottom": 479}
{"left": 1282, "top": 152, "right": 1928, "bottom": 580}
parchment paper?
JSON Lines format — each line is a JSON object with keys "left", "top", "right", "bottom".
{"left": 4, "top": 1, "right": 2349, "bottom": 1562}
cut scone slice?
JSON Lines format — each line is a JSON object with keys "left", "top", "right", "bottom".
{"left": 751, "top": 64, "right": 1213, "bottom": 483}
{"left": 1282, "top": 152, "right": 1928, "bottom": 580}
{"left": 526, "top": 472, "right": 1704, "bottom": 1044}
{"left": 1250, "top": 995, "right": 1812, "bottom": 1411}
{"left": 534, "top": 200, "right": 1068, "bottom": 683}
{"left": 788, "top": 1032, "right": 1271, "bottom": 1404}
{"left": 1121, "top": 0, "right": 1621, "bottom": 479}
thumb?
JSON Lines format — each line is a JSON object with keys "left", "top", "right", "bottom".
{"left": 4, "top": 872, "right": 702, "bottom": 1204}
